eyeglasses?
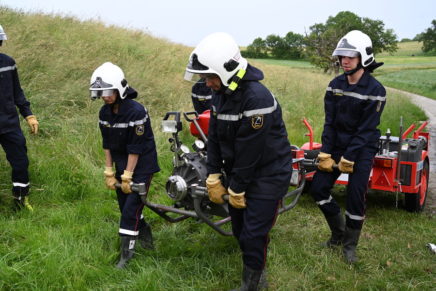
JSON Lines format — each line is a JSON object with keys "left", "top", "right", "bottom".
{"left": 199, "top": 74, "right": 219, "bottom": 82}
{"left": 90, "top": 89, "right": 116, "bottom": 99}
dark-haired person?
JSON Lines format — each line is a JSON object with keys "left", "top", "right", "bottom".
{"left": 310, "top": 30, "right": 386, "bottom": 264}
{"left": 185, "top": 32, "right": 291, "bottom": 290}
{"left": 89, "top": 62, "right": 160, "bottom": 268}
{"left": 0, "top": 24, "right": 39, "bottom": 211}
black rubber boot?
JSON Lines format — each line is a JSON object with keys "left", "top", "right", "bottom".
{"left": 342, "top": 227, "right": 361, "bottom": 264}
{"left": 230, "top": 265, "right": 263, "bottom": 291}
{"left": 138, "top": 223, "right": 154, "bottom": 250}
{"left": 257, "top": 268, "right": 269, "bottom": 290}
{"left": 322, "top": 213, "right": 345, "bottom": 247}
{"left": 116, "top": 236, "right": 136, "bottom": 269}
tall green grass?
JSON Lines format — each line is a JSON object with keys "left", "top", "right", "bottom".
{"left": 0, "top": 7, "right": 434, "bottom": 290}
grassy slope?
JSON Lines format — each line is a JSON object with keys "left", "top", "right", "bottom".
{"left": 0, "top": 8, "right": 434, "bottom": 290}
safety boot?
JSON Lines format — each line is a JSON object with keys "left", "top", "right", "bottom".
{"left": 322, "top": 213, "right": 345, "bottom": 247}
{"left": 138, "top": 223, "right": 154, "bottom": 250}
{"left": 13, "top": 196, "right": 33, "bottom": 212}
{"left": 257, "top": 268, "right": 269, "bottom": 290}
{"left": 230, "top": 265, "right": 263, "bottom": 291}
{"left": 342, "top": 227, "right": 361, "bottom": 264}
{"left": 116, "top": 236, "right": 136, "bottom": 269}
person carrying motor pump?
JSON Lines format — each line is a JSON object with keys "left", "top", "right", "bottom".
{"left": 185, "top": 32, "right": 291, "bottom": 291}
{"left": 0, "top": 24, "right": 39, "bottom": 211}
{"left": 89, "top": 62, "right": 160, "bottom": 269}
{"left": 310, "top": 30, "right": 386, "bottom": 264}
{"left": 191, "top": 78, "right": 212, "bottom": 114}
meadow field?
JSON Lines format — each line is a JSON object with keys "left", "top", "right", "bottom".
{"left": 0, "top": 8, "right": 434, "bottom": 290}
{"left": 255, "top": 41, "right": 436, "bottom": 100}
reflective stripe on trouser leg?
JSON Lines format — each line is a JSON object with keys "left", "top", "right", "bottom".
{"left": 0, "top": 130, "right": 30, "bottom": 198}
{"left": 229, "top": 198, "right": 280, "bottom": 271}
{"left": 116, "top": 189, "right": 144, "bottom": 236}
{"left": 345, "top": 157, "right": 373, "bottom": 230}
{"left": 116, "top": 175, "right": 152, "bottom": 235}
{"left": 310, "top": 170, "right": 341, "bottom": 218}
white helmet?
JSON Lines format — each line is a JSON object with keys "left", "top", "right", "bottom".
{"left": 89, "top": 62, "right": 129, "bottom": 99}
{"left": 185, "top": 32, "right": 247, "bottom": 87}
{"left": 332, "top": 30, "right": 374, "bottom": 67}
{"left": 0, "top": 24, "right": 7, "bottom": 41}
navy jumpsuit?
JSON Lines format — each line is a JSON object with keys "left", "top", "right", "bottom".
{"left": 310, "top": 72, "right": 386, "bottom": 230}
{"left": 191, "top": 78, "right": 212, "bottom": 114}
{"left": 207, "top": 64, "right": 292, "bottom": 270}
{"left": 99, "top": 89, "right": 160, "bottom": 236}
{"left": 0, "top": 53, "right": 33, "bottom": 200}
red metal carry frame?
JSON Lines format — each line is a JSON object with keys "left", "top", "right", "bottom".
{"left": 125, "top": 111, "right": 306, "bottom": 236}
{"left": 301, "top": 117, "right": 430, "bottom": 211}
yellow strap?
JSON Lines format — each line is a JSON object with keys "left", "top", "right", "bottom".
{"left": 228, "top": 69, "right": 246, "bottom": 91}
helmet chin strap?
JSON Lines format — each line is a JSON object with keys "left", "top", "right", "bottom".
{"left": 344, "top": 63, "right": 363, "bottom": 76}
{"left": 224, "top": 69, "right": 246, "bottom": 95}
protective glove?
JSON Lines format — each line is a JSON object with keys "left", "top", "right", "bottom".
{"left": 206, "top": 173, "right": 227, "bottom": 204}
{"left": 317, "top": 152, "right": 335, "bottom": 172}
{"left": 228, "top": 188, "right": 246, "bottom": 209}
{"left": 338, "top": 157, "right": 354, "bottom": 173}
{"left": 23, "top": 197, "right": 34, "bottom": 212}
{"left": 104, "top": 167, "right": 118, "bottom": 190}
{"left": 121, "top": 170, "right": 134, "bottom": 194}
{"left": 25, "top": 115, "right": 39, "bottom": 134}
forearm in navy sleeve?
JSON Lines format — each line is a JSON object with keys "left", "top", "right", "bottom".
{"left": 13, "top": 66, "right": 33, "bottom": 118}
{"left": 206, "top": 112, "right": 223, "bottom": 174}
{"left": 320, "top": 90, "right": 336, "bottom": 153}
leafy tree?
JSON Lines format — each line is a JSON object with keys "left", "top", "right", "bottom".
{"left": 420, "top": 19, "right": 436, "bottom": 53}
{"left": 284, "top": 32, "right": 305, "bottom": 59}
{"left": 400, "top": 38, "right": 412, "bottom": 42}
{"left": 305, "top": 11, "right": 398, "bottom": 73}
{"left": 244, "top": 37, "right": 268, "bottom": 58}
{"left": 265, "top": 34, "right": 288, "bottom": 59}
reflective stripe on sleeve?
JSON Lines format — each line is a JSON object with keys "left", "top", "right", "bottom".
{"left": 217, "top": 97, "right": 278, "bottom": 121}
{"left": 345, "top": 211, "right": 365, "bottom": 221}
{"left": 192, "top": 93, "right": 212, "bottom": 100}
{"left": 0, "top": 65, "right": 16, "bottom": 72}
{"left": 326, "top": 87, "right": 386, "bottom": 102}
{"left": 99, "top": 116, "right": 148, "bottom": 128}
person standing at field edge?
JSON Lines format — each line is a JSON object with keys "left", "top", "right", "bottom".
{"left": 89, "top": 62, "right": 160, "bottom": 269}
{"left": 0, "top": 24, "right": 39, "bottom": 211}
{"left": 185, "top": 32, "right": 292, "bottom": 290}
{"left": 310, "top": 30, "right": 386, "bottom": 263}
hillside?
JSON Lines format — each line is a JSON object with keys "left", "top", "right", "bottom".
{"left": 0, "top": 7, "right": 434, "bottom": 290}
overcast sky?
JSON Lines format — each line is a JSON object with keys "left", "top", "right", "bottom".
{"left": 1, "top": 0, "right": 434, "bottom": 46}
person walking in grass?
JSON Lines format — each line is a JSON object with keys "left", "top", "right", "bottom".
{"left": 310, "top": 30, "right": 386, "bottom": 263}
{"left": 185, "top": 32, "right": 291, "bottom": 290}
{"left": 0, "top": 24, "right": 39, "bottom": 211}
{"left": 89, "top": 62, "right": 160, "bottom": 268}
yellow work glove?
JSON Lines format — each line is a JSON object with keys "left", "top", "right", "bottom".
{"left": 23, "top": 197, "right": 34, "bottom": 212}
{"left": 338, "top": 157, "right": 354, "bottom": 173}
{"left": 228, "top": 188, "right": 246, "bottom": 209}
{"left": 104, "top": 167, "right": 118, "bottom": 190}
{"left": 206, "top": 173, "right": 227, "bottom": 204}
{"left": 25, "top": 115, "right": 39, "bottom": 134}
{"left": 121, "top": 170, "right": 134, "bottom": 194}
{"left": 317, "top": 152, "right": 335, "bottom": 172}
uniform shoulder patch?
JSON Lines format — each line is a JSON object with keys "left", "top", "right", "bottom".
{"left": 251, "top": 114, "right": 264, "bottom": 129}
{"left": 135, "top": 124, "right": 144, "bottom": 136}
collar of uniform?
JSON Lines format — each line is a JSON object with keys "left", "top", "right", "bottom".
{"left": 338, "top": 71, "right": 370, "bottom": 87}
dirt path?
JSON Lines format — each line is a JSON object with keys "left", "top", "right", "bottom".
{"left": 388, "top": 88, "right": 436, "bottom": 216}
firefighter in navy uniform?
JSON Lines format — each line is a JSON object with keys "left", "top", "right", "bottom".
{"left": 310, "top": 30, "right": 386, "bottom": 264}
{"left": 185, "top": 32, "right": 292, "bottom": 291}
{"left": 191, "top": 78, "right": 212, "bottom": 114}
{"left": 89, "top": 62, "right": 160, "bottom": 269}
{"left": 0, "top": 25, "right": 39, "bottom": 211}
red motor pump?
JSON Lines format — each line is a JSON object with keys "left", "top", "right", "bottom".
{"left": 190, "top": 110, "right": 211, "bottom": 138}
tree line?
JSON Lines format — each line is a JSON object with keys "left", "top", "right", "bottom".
{"left": 242, "top": 11, "right": 436, "bottom": 72}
